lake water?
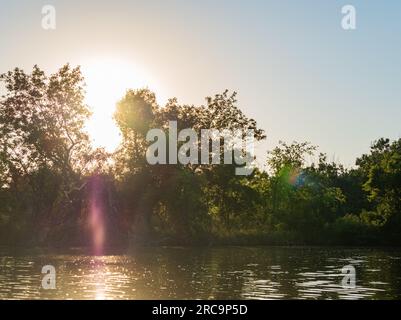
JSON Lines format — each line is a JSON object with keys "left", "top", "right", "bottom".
{"left": 0, "top": 246, "right": 400, "bottom": 300}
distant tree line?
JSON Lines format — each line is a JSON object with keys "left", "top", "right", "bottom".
{"left": 0, "top": 65, "right": 400, "bottom": 247}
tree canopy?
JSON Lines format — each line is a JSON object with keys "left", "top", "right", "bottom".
{"left": 0, "top": 64, "right": 400, "bottom": 247}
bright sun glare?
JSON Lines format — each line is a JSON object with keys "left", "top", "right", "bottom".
{"left": 82, "top": 58, "right": 164, "bottom": 152}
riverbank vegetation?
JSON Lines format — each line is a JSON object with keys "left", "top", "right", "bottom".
{"left": 0, "top": 65, "right": 400, "bottom": 247}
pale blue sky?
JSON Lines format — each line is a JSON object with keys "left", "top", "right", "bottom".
{"left": 1, "top": 0, "right": 400, "bottom": 167}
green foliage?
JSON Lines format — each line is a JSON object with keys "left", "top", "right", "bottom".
{"left": 0, "top": 65, "right": 92, "bottom": 244}
{"left": 114, "top": 89, "right": 156, "bottom": 137}
{"left": 0, "top": 64, "right": 400, "bottom": 246}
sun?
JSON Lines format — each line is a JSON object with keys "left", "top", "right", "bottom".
{"left": 81, "top": 58, "right": 164, "bottom": 152}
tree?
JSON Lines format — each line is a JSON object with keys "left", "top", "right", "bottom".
{"left": 265, "top": 142, "right": 347, "bottom": 242}
{"left": 357, "top": 138, "right": 401, "bottom": 230}
{"left": 0, "top": 64, "right": 91, "bottom": 242}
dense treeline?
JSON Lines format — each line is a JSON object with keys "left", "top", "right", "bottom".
{"left": 0, "top": 65, "right": 400, "bottom": 247}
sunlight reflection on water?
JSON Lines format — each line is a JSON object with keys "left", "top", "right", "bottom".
{"left": 0, "top": 247, "right": 400, "bottom": 300}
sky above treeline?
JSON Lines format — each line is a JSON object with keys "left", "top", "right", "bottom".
{"left": 0, "top": 0, "right": 400, "bottom": 168}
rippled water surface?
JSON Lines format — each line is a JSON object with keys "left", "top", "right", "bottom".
{"left": 1, "top": 246, "right": 400, "bottom": 299}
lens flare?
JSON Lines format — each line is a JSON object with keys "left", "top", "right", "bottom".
{"left": 88, "top": 176, "right": 106, "bottom": 255}
{"left": 280, "top": 166, "right": 306, "bottom": 188}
